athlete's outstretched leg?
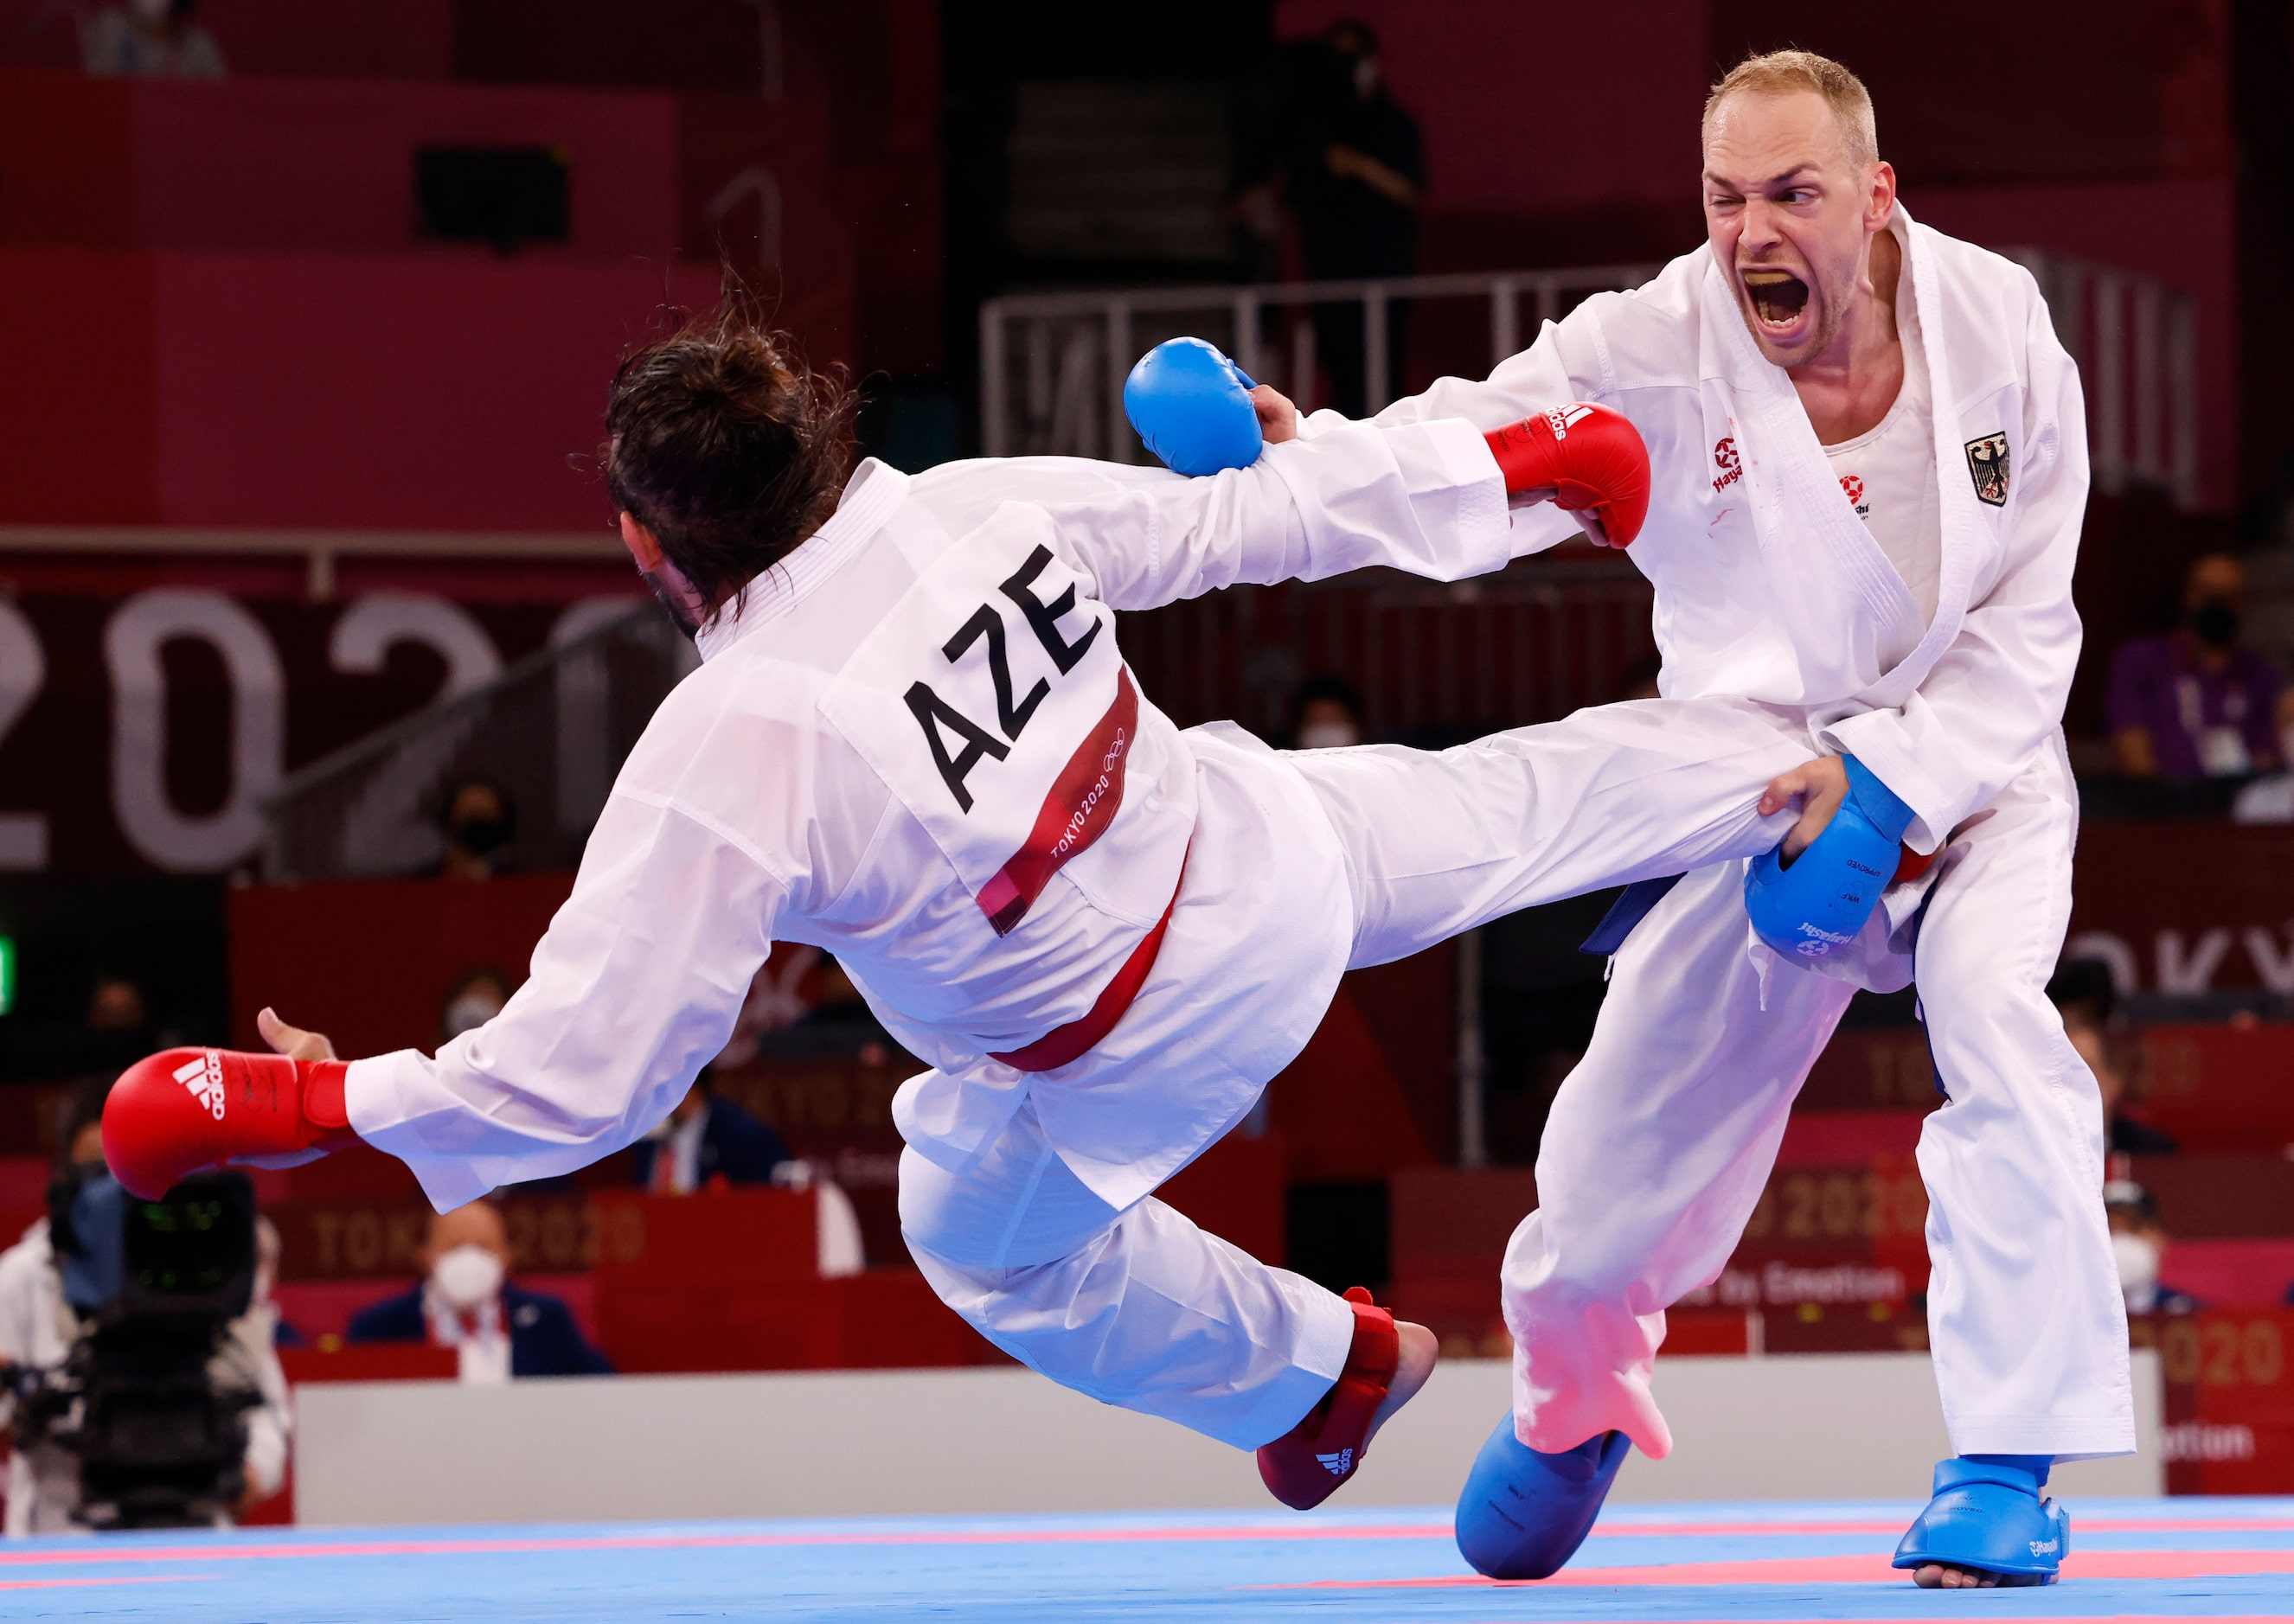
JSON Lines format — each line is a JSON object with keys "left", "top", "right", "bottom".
{"left": 1285, "top": 695, "right": 1813, "bottom": 969}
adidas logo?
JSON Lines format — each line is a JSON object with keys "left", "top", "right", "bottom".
{"left": 1544, "top": 404, "right": 1595, "bottom": 439}
{"left": 172, "top": 1052, "right": 227, "bottom": 1122}
{"left": 1315, "top": 1448, "right": 1354, "bottom": 1476}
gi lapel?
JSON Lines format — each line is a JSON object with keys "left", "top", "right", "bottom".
{"left": 1858, "top": 207, "right": 1983, "bottom": 712}
{"left": 1699, "top": 252, "right": 1919, "bottom": 701}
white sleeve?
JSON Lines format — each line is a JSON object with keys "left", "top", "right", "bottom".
{"left": 1821, "top": 291, "right": 2087, "bottom": 849}
{"left": 1029, "top": 417, "right": 1512, "bottom": 611}
{"left": 345, "top": 791, "right": 788, "bottom": 1212}
{"left": 1301, "top": 310, "right": 1612, "bottom": 558}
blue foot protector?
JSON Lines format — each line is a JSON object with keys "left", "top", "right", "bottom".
{"left": 1742, "top": 753, "right": 1915, "bottom": 963}
{"left": 1454, "top": 1417, "right": 1630, "bottom": 1580}
{"left": 1893, "top": 1455, "right": 2069, "bottom": 1585}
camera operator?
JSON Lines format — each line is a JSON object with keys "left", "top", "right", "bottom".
{"left": 0, "top": 1077, "right": 291, "bottom": 1534}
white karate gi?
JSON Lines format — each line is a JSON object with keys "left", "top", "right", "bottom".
{"left": 345, "top": 420, "right": 1814, "bottom": 1448}
{"left": 1351, "top": 205, "right": 2131, "bottom": 1461}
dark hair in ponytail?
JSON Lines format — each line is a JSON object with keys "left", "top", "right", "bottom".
{"left": 603, "top": 294, "right": 856, "bottom": 624}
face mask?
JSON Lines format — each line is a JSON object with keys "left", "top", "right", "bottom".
{"left": 443, "top": 993, "right": 504, "bottom": 1039}
{"left": 431, "top": 1243, "right": 504, "bottom": 1310}
{"left": 1352, "top": 55, "right": 1381, "bottom": 97}
{"left": 1298, "top": 720, "right": 1362, "bottom": 750}
{"left": 2190, "top": 599, "right": 2239, "bottom": 649}
{"left": 2111, "top": 1231, "right": 2160, "bottom": 1310}
{"left": 450, "top": 816, "right": 512, "bottom": 856}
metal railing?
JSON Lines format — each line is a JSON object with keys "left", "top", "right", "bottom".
{"left": 982, "top": 252, "right": 2206, "bottom": 509}
{"left": 2009, "top": 249, "right": 2201, "bottom": 508}
{"left": 979, "top": 265, "right": 1656, "bottom": 461}
{"left": 1118, "top": 552, "right": 1656, "bottom": 744}
{"left": 261, "top": 599, "right": 695, "bottom": 881}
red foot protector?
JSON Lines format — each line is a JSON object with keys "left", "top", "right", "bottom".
{"left": 1257, "top": 1287, "right": 1399, "bottom": 1510}
{"left": 103, "top": 1047, "right": 359, "bottom": 1200}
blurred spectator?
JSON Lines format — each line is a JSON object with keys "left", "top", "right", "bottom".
{"left": 2232, "top": 690, "right": 2294, "bottom": 822}
{"left": 2106, "top": 553, "right": 2284, "bottom": 781}
{"left": 629, "top": 1075, "right": 866, "bottom": 1274}
{"left": 2105, "top": 1180, "right": 2195, "bottom": 1315}
{"left": 631, "top": 1070, "right": 791, "bottom": 1194}
{"left": 2045, "top": 956, "right": 2117, "bottom": 1035}
{"left": 437, "top": 778, "right": 517, "bottom": 880}
{"left": 1291, "top": 20, "right": 1423, "bottom": 416}
{"left": 2071, "top": 1024, "right": 2178, "bottom": 1154}
{"left": 712, "top": 947, "right": 823, "bottom": 1070}
{"left": 439, "top": 967, "right": 516, "bottom": 1044}
{"left": 2047, "top": 957, "right": 2177, "bottom": 1154}
{"left": 0, "top": 1078, "right": 289, "bottom": 1531}
{"left": 85, "top": 975, "right": 145, "bottom": 1034}
{"left": 1288, "top": 674, "right": 1368, "bottom": 750}
{"left": 80, "top": 973, "right": 153, "bottom": 1071}
{"left": 347, "top": 1200, "right": 611, "bottom": 1383}
{"left": 254, "top": 1215, "right": 308, "bottom": 1349}
{"left": 80, "top": 0, "right": 226, "bottom": 79}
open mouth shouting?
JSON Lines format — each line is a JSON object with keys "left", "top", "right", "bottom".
{"left": 1740, "top": 265, "right": 1812, "bottom": 342}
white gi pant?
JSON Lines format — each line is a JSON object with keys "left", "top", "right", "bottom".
{"left": 900, "top": 698, "right": 1812, "bottom": 1450}
{"left": 1505, "top": 732, "right": 2135, "bottom": 1463}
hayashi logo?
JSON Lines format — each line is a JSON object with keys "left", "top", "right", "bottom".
{"left": 1793, "top": 921, "right": 1851, "bottom": 956}
{"left": 1839, "top": 473, "right": 1868, "bottom": 515}
{"left": 1712, "top": 437, "right": 1743, "bottom": 491}
{"left": 2028, "top": 1538, "right": 2059, "bottom": 1557}
{"left": 1543, "top": 404, "right": 1596, "bottom": 439}
{"left": 172, "top": 1052, "right": 226, "bottom": 1121}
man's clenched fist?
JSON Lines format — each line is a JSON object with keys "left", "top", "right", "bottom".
{"left": 1483, "top": 403, "right": 1651, "bottom": 547}
{"left": 103, "top": 1009, "right": 357, "bottom": 1199}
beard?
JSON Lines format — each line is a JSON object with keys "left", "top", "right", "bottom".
{"left": 641, "top": 567, "right": 704, "bottom": 637}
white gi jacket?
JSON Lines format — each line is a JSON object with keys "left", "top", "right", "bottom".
{"left": 349, "top": 420, "right": 1513, "bottom": 1212}
{"left": 1350, "top": 206, "right": 2086, "bottom": 854}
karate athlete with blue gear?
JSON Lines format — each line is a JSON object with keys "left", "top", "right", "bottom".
{"left": 1252, "top": 49, "right": 2117, "bottom": 1589}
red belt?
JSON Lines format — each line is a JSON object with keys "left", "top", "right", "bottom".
{"left": 989, "top": 860, "right": 1184, "bottom": 1073}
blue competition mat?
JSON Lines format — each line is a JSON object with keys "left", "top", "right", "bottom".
{"left": 3, "top": 1497, "right": 2290, "bottom": 1621}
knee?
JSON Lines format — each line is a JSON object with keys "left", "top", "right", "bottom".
{"left": 1920, "top": 963, "right": 2060, "bottom": 1056}
{"left": 895, "top": 1145, "right": 984, "bottom": 1272}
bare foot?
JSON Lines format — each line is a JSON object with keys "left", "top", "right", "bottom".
{"left": 1913, "top": 1562, "right": 2014, "bottom": 1588}
{"left": 1365, "top": 1320, "right": 1439, "bottom": 1446}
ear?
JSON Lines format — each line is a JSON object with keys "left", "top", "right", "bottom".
{"left": 618, "top": 510, "right": 665, "bottom": 572}
{"left": 1867, "top": 160, "right": 1897, "bottom": 230}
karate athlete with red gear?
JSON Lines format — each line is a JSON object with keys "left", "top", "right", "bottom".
{"left": 105, "top": 306, "right": 1830, "bottom": 1509}
{"left": 1259, "top": 50, "right": 2113, "bottom": 1585}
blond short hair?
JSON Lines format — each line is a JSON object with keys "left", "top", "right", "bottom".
{"left": 1703, "top": 49, "right": 1878, "bottom": 171}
